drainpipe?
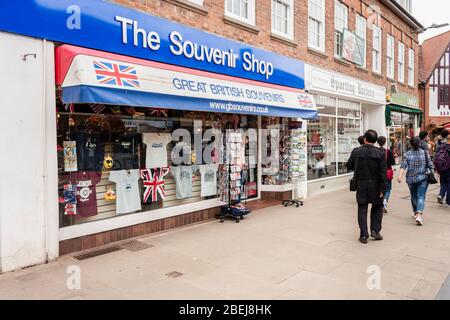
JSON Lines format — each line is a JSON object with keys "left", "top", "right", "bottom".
{"left": 419, "top": 80, "right": 427, "bottom": 130}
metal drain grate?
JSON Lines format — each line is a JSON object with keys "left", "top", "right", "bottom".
{"left": 118, "top": 240, "right": 154, "bottom": 252}
{"left": 73, "top": 245, "right": 122, "bottom": 260}
{"left": 165, "top": 271, "right": 183, "bottom": 278}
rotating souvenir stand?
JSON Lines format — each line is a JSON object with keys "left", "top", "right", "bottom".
{"left": 282, "top": 128, "right": 306, "bottom": 207}
{"left": 217, "top": 131, "right": 250, "bottom": 223}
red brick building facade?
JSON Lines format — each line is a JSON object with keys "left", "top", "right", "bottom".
{"left": 113, "top": 0, "right": 421, "bottom": 98}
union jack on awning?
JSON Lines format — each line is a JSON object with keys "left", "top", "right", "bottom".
{"left": 94, "top": 61, "right": 140, "bottom": 88}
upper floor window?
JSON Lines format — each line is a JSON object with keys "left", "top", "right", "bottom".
{"left": 398, "top": 42, "right": 405, "bottom": 83}
{"left": 272, "top": 0, "right": 294, "bottom": 39}
{"left": 396, "top": 0, "right": 412, "bottom": 13}
{"left": 356, "top": 15, "right": 367, "bottom": 67}
{"left": 225, "top": 0, "right": 256, "bottom": 25}
{"left": 334, "top": 1, "right": 348, "bottom": 58}
{"left": 372, "top": 25, "right": 382, "bottom": 74}
{"left": 387, "top": 34, "right": 395, "bottom": 79}
{"left": 188, "top": 0, "right": 203, "bottom": 5}
{"left": 308, "top": 0, "right": 325, "bottom": 52}
{"left": 440, "top": 87, "right": 449, "bottom": 105}
{"left": 408, "top": 48, "right": 415, "bottom": 87}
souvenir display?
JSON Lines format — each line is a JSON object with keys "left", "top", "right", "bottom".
{"left": 104, "top": 186, "right": 116, "bottom": 201}
{"left": 63, "top": 141, "right": 78, "bottom": 172}
{"left": 142, "top": 132, "right": 171, "bottom": 168}
{"left": 140, "top": 167, "right": 170, "bottom": 203}
{"left": 109, "top": 169, "right": 141, "bottom": 214}
{"left": 199, "top": 164, "right": 219, "bottom": 197}
{"left": 63, "top": 183, "right": 77, "bottom": 216}
{"left": 57, "top": 107, "right": 258, "bottom": 227}
{"left": 103, "top": 154, "right": 114, "bottom": 169}
{"left": 171, "top": 165, "right": 197, "bottom": 199}
{"left": 72, "top": 171, "right": 102, "bottom": 217}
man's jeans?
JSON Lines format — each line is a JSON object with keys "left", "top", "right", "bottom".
{"left": 408, "top": 179, "right": 429, "bottom": 214}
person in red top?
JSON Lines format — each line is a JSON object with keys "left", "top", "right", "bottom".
{"left": 378, "top": 136, "right": 396, "bottom": 214}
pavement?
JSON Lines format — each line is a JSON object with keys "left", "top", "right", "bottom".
{"left": 1, "top": 179, "right": 450, "bottom": 300}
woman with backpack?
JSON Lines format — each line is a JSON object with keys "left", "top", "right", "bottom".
{"left": 378, "top": 136, "right": 396, "bottom": 213}
{"left": 397, "top": 137, "right": 434, "bottom": 226}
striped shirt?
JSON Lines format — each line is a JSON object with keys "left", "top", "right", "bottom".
{"left": 400, "top": 149, "right": 434, "bottom": 184}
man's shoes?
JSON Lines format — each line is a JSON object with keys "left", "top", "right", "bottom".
{"left": 359, "top": 236, "right": 368, "bottom": 244}
{"left": 438, "top": 196, "right": 443, "bottom": 204}
{"left": 371, "top": 231, "right": 383, "bottom": 240}
{"left": 383, "top": 208, "right": 388, "bottom": 214}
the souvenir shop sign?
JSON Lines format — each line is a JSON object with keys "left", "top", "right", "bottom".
{"left": 304, "top": 65, "right": 386, "bottom": 104}
{"left": 0, "top": 0, "right": 305, "bottom": 89}
{"left": 58, "top": 46, "right": 317, "bottom": 119}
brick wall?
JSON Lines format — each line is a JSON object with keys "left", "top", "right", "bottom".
{"left": 112, "top": 0, "right": 420, "bottom": 97}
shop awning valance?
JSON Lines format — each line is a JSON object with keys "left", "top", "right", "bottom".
{"left": 56, "top": 45, "right": 317, "bottom": 119}
{"left": 385, "top": 104, "right": 423, "bottom": 127}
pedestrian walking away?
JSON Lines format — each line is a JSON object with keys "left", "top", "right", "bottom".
{"left": 397, "top": 137, "right": 435, "bottom": 226}
{"left": 347, "top": 130, "right": 387, "bottom": 244}
{"left": 419, "top": 131, "right": 431, "bottom": 155}
{"left": 434, "top": 137, "right": 450, "bottom": 206}
{"left": 378, "top": 136, "right": 396, "bottom": 214}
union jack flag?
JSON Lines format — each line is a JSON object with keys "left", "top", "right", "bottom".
{"left": 93, "top": 61, "right": 140, "bottom": 88}
{"left": 150, "top": 108, "right": 169, "bottom": 117}
{"left": 140, "top": 168, "right": 170, "bottom": 203}
{"left": 64, "top": 103, "right": 75, "bottom": 113}
{"left": 89, "top": 103, "right": 106, "bottom": 113}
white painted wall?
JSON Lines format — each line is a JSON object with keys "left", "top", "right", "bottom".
{"left": 363, "top": 104, "right": 388, "bottom": 137}
{"left": 0, "top": 32, "right": 58, "bottom": 272}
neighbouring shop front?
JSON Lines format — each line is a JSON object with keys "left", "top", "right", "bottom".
{"left": 304, "top": 65, "right": 387, "bottom": 197}
{"left": 0, "top": 0, "right": 316, "bottom": 270}
{"left": 386, "top": 92, "right": 421, "bottom": 164}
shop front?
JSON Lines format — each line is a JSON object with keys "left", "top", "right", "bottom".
{"left": 0, "top": 1, "right": 316, "bottom": 270}
{"left": 304, "top": 65, "right": 387, "bottom": 197}
{"left": 385, "top": 92, "right": 421, "bottom": 164}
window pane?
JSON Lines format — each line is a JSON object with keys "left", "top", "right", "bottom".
{"left": 307, "top": 117, "right": 337, "bottom": 180}
{"left": 314, "top": 94, "right": 337, "bottom": 115}
{"left": 337, "top": 118, "right": 361, "bottom": 174}
{"left": 338, "top": 99, "right": 360, "bottom": 118}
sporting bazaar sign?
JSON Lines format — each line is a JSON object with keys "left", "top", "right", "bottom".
{"left": 0, "top": 0, "right": 305, "bottom": 89}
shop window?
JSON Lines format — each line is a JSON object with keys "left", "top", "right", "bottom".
{"left": 338, "top": 99, "right": 360, "bottom": 118}
{"left": 313, "top": 94, "right": 337, "bottom": 115}
{"left": 307, "top": 116, "right": 336, "bottom": 181}
{"left": 57, "top": 105, "right": 258, "bottom": 228}
{"left": 225, "top": 0, "right": 255, "bottom": 25}
{"left": 337, "top": 118, "right": 361, "bottom": 174}
{"left": 261, "top": 117, "right": 308, "bottom": 185}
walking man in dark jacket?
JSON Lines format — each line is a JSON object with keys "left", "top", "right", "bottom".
{"left": 347, "top": 130, "right": 387, "bottom": 244}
